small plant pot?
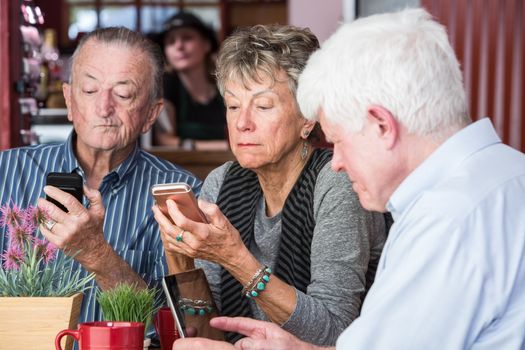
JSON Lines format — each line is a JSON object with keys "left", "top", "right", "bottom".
{"left": 0, "top": 293, "right": 83, "bottom": 350}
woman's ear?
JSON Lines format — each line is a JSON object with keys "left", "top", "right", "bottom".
{"left": 366, "top": 105, "right": 398, "bottom": 149}
{"left": 301, "top": 120, "right": 317, "bottom": 140}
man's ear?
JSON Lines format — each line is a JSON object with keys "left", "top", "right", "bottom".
{"left": 141, "top": 99, "right": 164, "bottom": 134}
{"left": 366, "top": 105, "right": 398, "bottom": 149}
{"left": 62, "top": 83, "right": 73, "bottom": 122}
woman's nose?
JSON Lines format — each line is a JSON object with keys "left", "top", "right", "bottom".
{"left": 174, "top": 37, "right": 184, "bottom": 50}
{"left": 235, "top": 108, "right": 255, "bottom": 131}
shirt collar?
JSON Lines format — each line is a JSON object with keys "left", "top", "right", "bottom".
{"left": 60, "top": 131, "right": 82, "bottom": 173}
{"left": 387, "top": 118, "right": 501, "bottom": 220}
{"left": 112, "top": 141, "right": 141, "bottom": 183}
{"left": 59, "top": 131, "right": 141, "bottom": 186}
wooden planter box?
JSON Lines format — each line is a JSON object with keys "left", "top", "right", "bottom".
{"left": 0, "top": 293, "right": 83, "bottom": 350}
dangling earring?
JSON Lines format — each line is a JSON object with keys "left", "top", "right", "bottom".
{"left": 301, "top": 141, "right": 309, "bottom": 161}
{"left": 301, "top": 129, "right": 310, "bottom": 161}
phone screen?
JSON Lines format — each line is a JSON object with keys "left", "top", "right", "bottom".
{"left": 161, "top": 275, "right": 187, "bottom": 338}
{"left": 45, "top": 172, "right": 83, "bottom": 212}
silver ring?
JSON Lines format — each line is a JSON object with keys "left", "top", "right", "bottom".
{"left": 45, "top": 219, "right": 56, "bottom": 231}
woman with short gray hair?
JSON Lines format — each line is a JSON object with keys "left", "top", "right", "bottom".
{"left": 153, "top": 24, "right": 386, "bottom": 346}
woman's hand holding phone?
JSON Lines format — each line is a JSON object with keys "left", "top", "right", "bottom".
{"left": 151, "top": 184, "right": 250, "bottom": 271}
{"left": 152, "top": 183, "right": 204, "bottom": 273}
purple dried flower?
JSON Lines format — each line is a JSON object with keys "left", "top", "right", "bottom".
{"left": 33, "top": 238, "right": 57, "bottom": 263}
{"left": 24, "top": 205, "right": 50, "bottom": 230}
{"left": 7, "top": 223, "right": 31, "bottom": 247}
{"left": 1, "top": 244, "right": 25, "bottom": 270}
{"left": 43, "top": 242, "right": 58, "bottom": 263}
{"left": 0, "top": 203, "right": 24, "bottom": 229}
{"left": 33, "top": 237, "right": 47, "bottom": 257}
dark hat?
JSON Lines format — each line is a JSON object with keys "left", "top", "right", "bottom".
{"left": 162, "top": 12, "right": 219, "bottom": 53}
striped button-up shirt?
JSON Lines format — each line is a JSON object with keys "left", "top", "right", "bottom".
{"left": 0, "top": 132, "right": 201, "bottom": 324}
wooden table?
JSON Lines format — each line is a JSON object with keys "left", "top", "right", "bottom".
{"left": 146, "top": 147, "right": 235, "bottom": 181}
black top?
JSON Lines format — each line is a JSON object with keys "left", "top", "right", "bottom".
{"left": 163, "top": 72, "right": 226, "bottom": 140}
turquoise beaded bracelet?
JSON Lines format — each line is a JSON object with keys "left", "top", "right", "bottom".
{"left": 178, "top": 297, "right": 215, "bottom": 316}
{"left": 241, "top": 266, "right": 266, "bottom": 295}
{"left": 243, "top": 266, "right": 272, "bottom": 298}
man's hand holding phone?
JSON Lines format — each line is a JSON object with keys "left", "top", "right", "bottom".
{"left": 38, "top": 173, "right": 109, "bottom": 265}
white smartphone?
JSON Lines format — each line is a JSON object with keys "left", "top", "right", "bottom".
{"left": 151, "top": 183, "right": 207, "bottom": 223}
{"left": 161, "top": 274, "right": 187, "bottom": 338}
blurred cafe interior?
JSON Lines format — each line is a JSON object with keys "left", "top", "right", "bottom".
{"left": 0, "top": 0, "right": 523, "bottom": 180}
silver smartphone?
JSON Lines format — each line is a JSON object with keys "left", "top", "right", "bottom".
{"left": 151, "top": 183, "right": 207, "bottom": 223}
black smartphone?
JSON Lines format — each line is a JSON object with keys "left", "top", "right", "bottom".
{"left": 45, "top": 172, "right": 83, "bottom": 213}
{"left": 161, "top": 274, "right": 187, "bottom": 338}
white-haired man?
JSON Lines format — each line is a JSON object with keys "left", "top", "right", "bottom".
{"left": 171, "top": 8, "right": 525, "bottom": 350}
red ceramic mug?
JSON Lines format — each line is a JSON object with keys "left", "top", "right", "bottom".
{"left": 154, "top": 307, "right": 180, "bottom": 350}
{"left": 55, "top": 321, "right": 145, "bottom": 350}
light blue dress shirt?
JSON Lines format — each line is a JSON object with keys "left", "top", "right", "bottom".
{"left": 0, "top": 132, "right": 201, "bottom": 326}
{"left": 337, "top": 118, "right": 525, "bottom": 349}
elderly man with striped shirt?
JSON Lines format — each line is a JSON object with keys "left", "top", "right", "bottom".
{"left": 0, "top": 27, "right": 201, "bottom": 325}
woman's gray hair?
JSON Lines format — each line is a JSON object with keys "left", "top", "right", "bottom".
{"left": 69, "top": 27, "right": 164, "bottom": 106}
{"left": 216, "top": 24, "right": 319, "bottom": 98}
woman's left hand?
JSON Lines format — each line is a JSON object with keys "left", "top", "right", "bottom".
{"left": 152, "top": 199, "right": 248, "bottom": 268}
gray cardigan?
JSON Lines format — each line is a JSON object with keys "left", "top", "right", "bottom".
{"left": 196, "top": 161, "right": 386, "bottom": 345}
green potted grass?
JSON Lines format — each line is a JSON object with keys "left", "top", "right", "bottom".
{"left": 97, "top": 283, "right": 161, "bottom": 349}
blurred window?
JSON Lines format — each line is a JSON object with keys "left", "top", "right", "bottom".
{"left": 140, "top": 6, "right": 180, "bottom": 33}
{"left": 65, "top": 0, "right": 221, "bottom": 43}
{"left": 68, "top": 6, "right": 97, "bottom": 41}
{"left": 100, "top": 6, "right": 137, "bottom": 28}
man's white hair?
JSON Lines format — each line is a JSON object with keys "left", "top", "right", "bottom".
{"left": 297, "top": 8, "right": 470, "bottom": 140}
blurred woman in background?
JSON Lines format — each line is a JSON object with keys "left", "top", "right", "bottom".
{"left": 154, "top": 12, "right": 226, "bottom": 148}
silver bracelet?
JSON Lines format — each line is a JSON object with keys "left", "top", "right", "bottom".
{"left": 242, "top": 265, "right": 272, "bottom": 298}
{"left": 241, "top": 265, "right": 267, "bottom": 296}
